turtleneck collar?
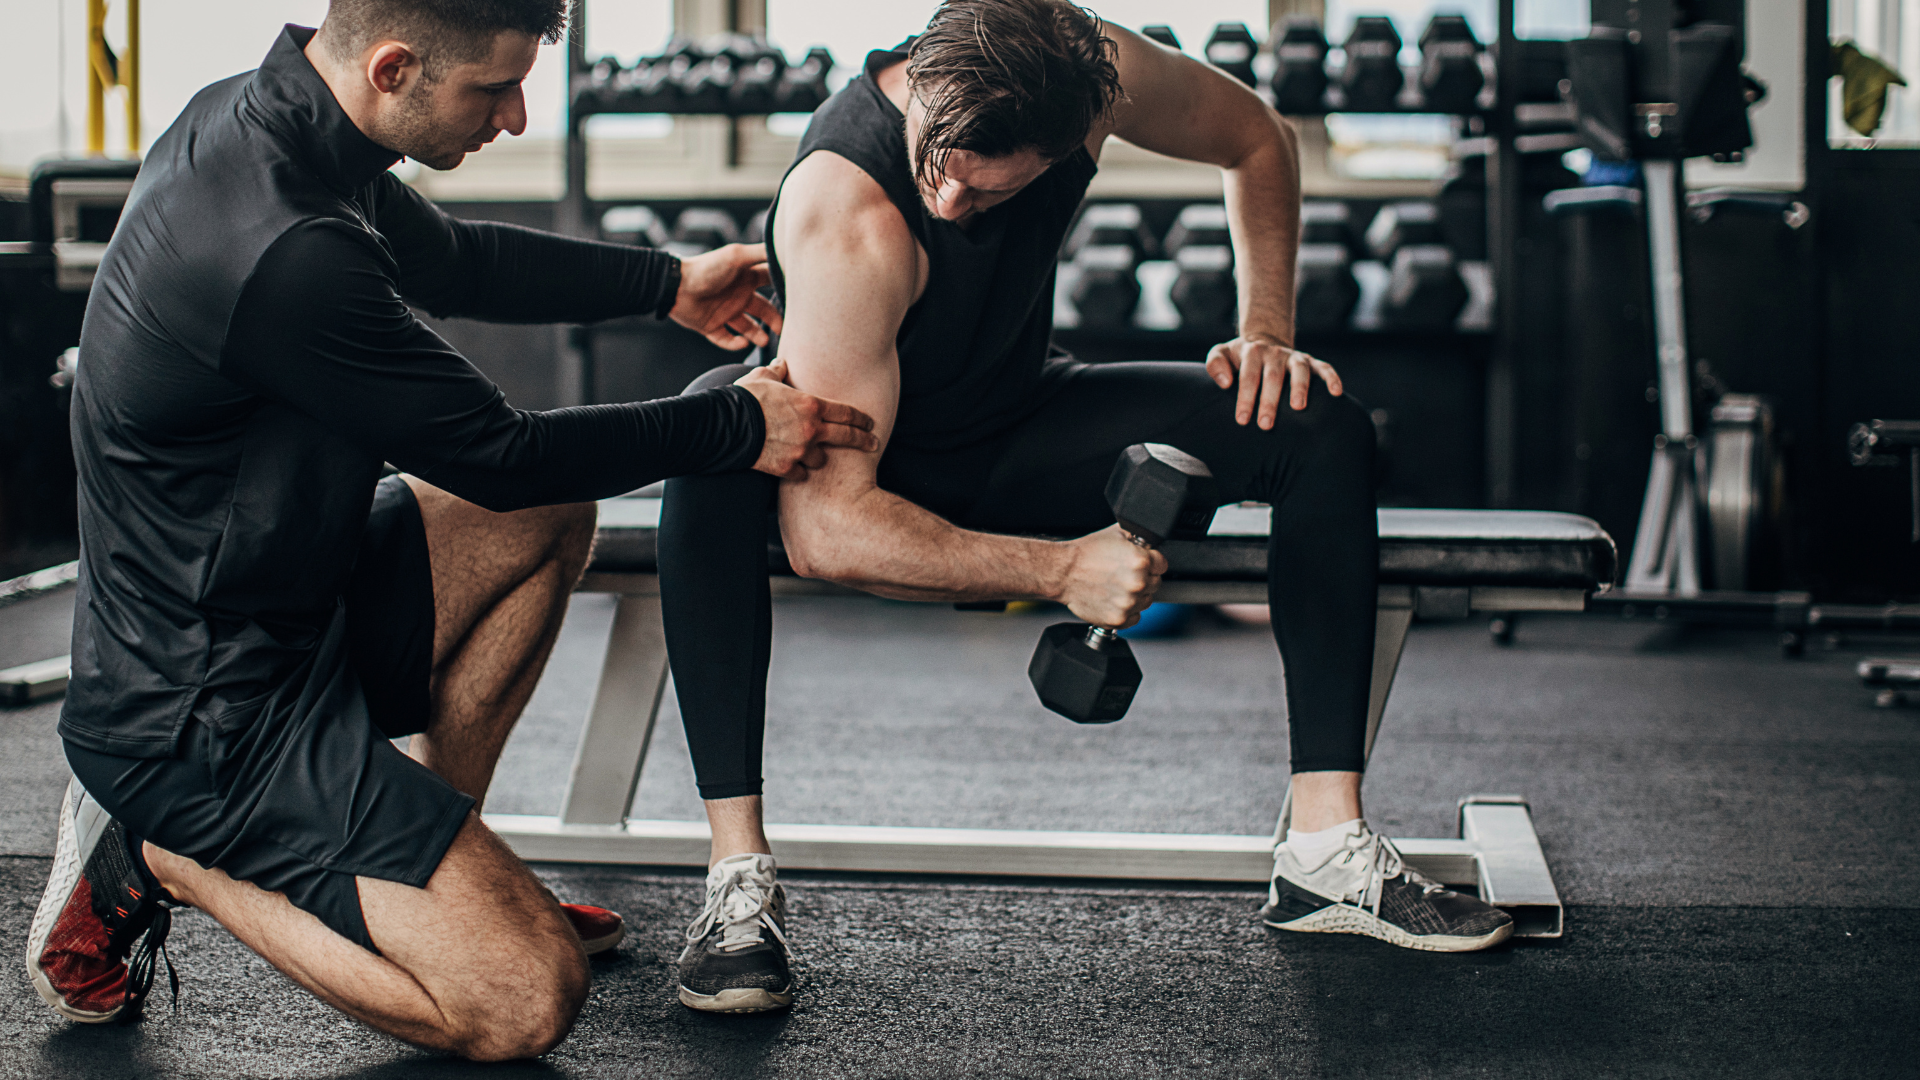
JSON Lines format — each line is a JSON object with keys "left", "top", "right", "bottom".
{"left": 248, "top": 24, "right": 402, "bottom": 195}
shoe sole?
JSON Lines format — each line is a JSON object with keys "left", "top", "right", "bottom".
{"left": 1264, "top": 902, "right": 1514, "bottom": 953}
{"left": 25, "top": 778, "right": 120, "bottom": 1023}
{"left": 677, "top": 985, "right": 793, "bottom": 1014}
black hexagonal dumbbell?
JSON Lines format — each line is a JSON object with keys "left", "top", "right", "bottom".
{"left": 775, "top": 47, "right": 835, "bottom": 112}
{"left": 1364, "top": 202, "right": 1467, "bottom": 330}
{"left": 1269, "top": 17, "right": 1331, "bottom": 113}
{"left": 667, "top": 207, "right": 740, "bottom": 259}
{"left": 1029, "top": 444, "right": 1219, "bottom": 724}
{"left": 1417, "top": 14, "right": 1485, "bottom": 113}
{"left": 1204, "top": 23, "right": 1259, "bottom": 87}
{"left": 1141, "top": 25, "right": 1182, "bottom": 50}
{"left": 1068, "top": 245, "right": 1142, "bottom": 330}
{"left": 1162, "top": 204, "right": 1236, "bottom": 331}
{"left": 1337, "top": 16, "right": 1405, "bottom": 112}
{"left": 1296, "top": 201, "right": 1361, "bottom": 333}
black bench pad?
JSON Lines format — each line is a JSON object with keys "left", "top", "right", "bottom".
{"left": 589, "top": 500, "right": 1616, "bottom": 592}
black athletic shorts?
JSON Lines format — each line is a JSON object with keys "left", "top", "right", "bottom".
{"left": 64, "top": 475, "right": 473, "bottom": 953}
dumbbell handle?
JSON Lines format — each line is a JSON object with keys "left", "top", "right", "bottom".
{"left": 1084, "top": 530, "right": 1157, "bottom": 648}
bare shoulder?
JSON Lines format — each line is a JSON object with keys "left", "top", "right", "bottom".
{"left": 777, "top": 151, "right": 919, "bottom": 269}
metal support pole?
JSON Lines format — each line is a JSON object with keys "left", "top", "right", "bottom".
{"left": 556, "top": 0, "right": 592, "bottom": 406}
{"left": 124, "top": 0, "right": 139, "bottom": 155}
{"left": 1623, "top": 158, "right": 1703, "bottom": 595}
{"left": 86, "top": 0, "right": 107, "bottom": 156}
{"left": 1484, "top": 0, "right": 1520, "bottom": 507}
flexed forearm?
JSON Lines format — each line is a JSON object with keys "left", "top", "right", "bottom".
{"left": 778, "top": 478, "right": 1070, "bottom": 602}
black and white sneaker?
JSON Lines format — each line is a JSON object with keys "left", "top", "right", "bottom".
{"left": 1260, "top": 823, "right": 1513, "bottom": 952}
{"left": 676, "top": 853, "right": 793, "bottom": 1013}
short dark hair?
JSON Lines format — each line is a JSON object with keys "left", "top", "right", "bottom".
{"left": 906, "top": 0, "right": 1122, "bottom": 183}
{"left": 323, "top": 0, "right": 569, "bottom": 79}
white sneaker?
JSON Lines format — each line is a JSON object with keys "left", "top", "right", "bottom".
{"left": 675, "top": 853, "right": 793, "bottom": 1013}
{"left": 1260, "top": 823, "right": 1514, "bottom": 952}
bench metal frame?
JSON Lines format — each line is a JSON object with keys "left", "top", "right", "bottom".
{"left": 485, "top": 573, "right": 1578, "bottom": 939}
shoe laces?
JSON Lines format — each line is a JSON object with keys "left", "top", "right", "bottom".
{"left": 685, "top": 858, "right": 792, "bottom": 960}
{"left": 1325, "top": 830, "right": 1445, "bottom": 918}
{"left": 123, "top": 902, "right": 180, "bottom": 1021}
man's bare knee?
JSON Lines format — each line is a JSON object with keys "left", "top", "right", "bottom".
{"left": 447, "top": 959, "right": 588, "bottom": 1061}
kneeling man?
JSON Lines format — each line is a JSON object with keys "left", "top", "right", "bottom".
{"left": 658, "top": 0, "right": 1515, "bottom": 1013}
{"left": 27, "top": 0, "right": 873, "bottom": 1060}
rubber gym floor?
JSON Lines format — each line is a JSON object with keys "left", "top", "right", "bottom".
{"left": 1, "top": 587, "right": 1916, "bottom": 1078}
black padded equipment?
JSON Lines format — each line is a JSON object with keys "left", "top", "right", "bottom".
{"left": 588, "top": 506, "right": 1616, "bottom": 593}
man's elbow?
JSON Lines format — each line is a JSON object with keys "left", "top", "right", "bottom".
{"left": 778, "top": 505, "right": 861, "bottom": 584}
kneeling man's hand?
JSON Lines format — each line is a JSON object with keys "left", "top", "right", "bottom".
{"left": 672, "top": 243, "right": 786, "bottom": 350}
{"left": 1060, "top": 525, "right": 1167, "bottom": 629}
{"left": 735, "top": 359, "right": 880, "bottom": 480}
{"left": 1206, "top": 336, "right": 1344, "bottom": 430}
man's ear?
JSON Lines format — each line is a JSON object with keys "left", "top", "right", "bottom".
{"left": 365, "top": 42, "right": 422, "bottom": 95}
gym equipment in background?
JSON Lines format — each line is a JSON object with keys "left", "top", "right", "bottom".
{"left": 1848, "top": 420, "right": 1920, "bottom": 706}
{"left": 1366, "top": 202, "right": 1468, "bottom": 331}
{"left": 1065, "top": 203, "right": 1156, "bottom": 262}
{"left": 1337, "top": 17, "right": 1406, "bottom": 112}
{"left": 1067, "top": 245, "right": 1144, "bottom": 330}
{"left": 1203, "top": 23, "right": 1259, "bottom": 88}
{"left": 574, "top": 35, "right": 832, "bottom": 117}
{"left": 1561, "top": 0, "right": 1758, "bottom": 599}
{"left": 1029, "top": 444, "right": 1219, "bottom": 723}
{"left": 1418, "top": 15, "right": 1487, "bottom": 114}
{"left": 1140, "top": 25, "right": 1181, "bottom": 50}
{"left": 667, "top": 207, "right": 739, "bottom": 257}
{"left": 1269, "top": 17, "right": 1331, "bottom": 113}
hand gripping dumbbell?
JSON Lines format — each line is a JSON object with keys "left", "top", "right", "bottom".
{"left": 1028, "top": 444, "right": 1219, "bottom": 724}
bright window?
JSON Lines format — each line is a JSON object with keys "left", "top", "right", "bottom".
{"left": 1077, "top": 0, "right": 1272, "bottom": 56}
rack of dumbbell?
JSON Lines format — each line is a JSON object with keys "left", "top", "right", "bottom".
{"left": 1049, "top": 19, "right": 1576, "bottom": 358}
{"left": 569, "top": 33, "right": 835, "bottom": 118}
{"left": 1052, "top": 195, "right": 1494, "bottom": 358}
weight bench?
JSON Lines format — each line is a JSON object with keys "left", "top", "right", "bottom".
{"left": 485, "top": 500, "right": 1615, "bottom": 940}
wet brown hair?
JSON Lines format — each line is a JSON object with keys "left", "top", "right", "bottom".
{"left": 905, "top": 0, "right": 1123, "bottom": 184}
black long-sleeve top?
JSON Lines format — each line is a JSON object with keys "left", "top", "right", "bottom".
{"left": 62, "top": 24, "right": 762, "bottom": 757}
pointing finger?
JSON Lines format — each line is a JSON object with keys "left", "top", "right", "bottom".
{"left": 814, "top": 399, "right": 876, "bottom": 431}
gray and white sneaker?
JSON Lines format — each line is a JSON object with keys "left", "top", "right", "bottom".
{"left": 676, "top": 853, "right": 793, "bottom": 1013}
{"left": 1260, "top": 823, "right": 1513, "bottom": 952}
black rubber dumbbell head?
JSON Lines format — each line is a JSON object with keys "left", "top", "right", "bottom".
{"left": 1163, "top": 203, "right": 1230, "bottom": 256}
{"left": 1382, "top": 245, "right": 1468, "bottom": 330}
{"left": 1270, "top": 17, "right": 1331, "bottom": 113}
{"left": 1364, "top": 200, "right": 1444, "bottom": 261}
{"left": 601, "top": 205, "right": 670, "bottom": 248}
{"left": 1064, "top": 203, "right": 1155, "bottom": 261}
{"left": 1141, "top": 24, "right": 1182, "bottom": 50}
{"left": 1204, "top": 23, "right": 1259, "bottom": 87}
{"left": 1028, "top": 624, "right": 1143, "bottom": 724}
{"left": 775, "top": 47, "right": 835, "bottom": 112}
{"left": 1168, "top": 246, "right": 1235, "bottom": 331}
{"left": 1067, "top": 244, "right": 1141, "bottom": 329}
{"left": 1338, "top": 16, "right": 1405, "bottom": 112}
{"left": 1104, "top": 443, "right": 1219, "bottom": 546}
{"left": 1417, "top": 14, "right": 1484, "bottom": 113}
{"left": 1295, "top": 243, "right": 1361, "bottom": 333}
{"left": 1301, "top": 200, "right": 1355, "bottom": 252}
{"left": 667, "top": 207, "right": 740, "bottom": 258}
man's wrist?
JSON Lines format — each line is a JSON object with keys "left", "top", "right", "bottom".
{"left": 653, "top": 255, "right": 682, "bottom": 320}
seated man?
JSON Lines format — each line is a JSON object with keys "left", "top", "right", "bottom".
{"left": 659, "top": 0, "right": 1516, "bottom": 1014}
{"left": 26, "top": 0, "right": 874, "bottom": 1061}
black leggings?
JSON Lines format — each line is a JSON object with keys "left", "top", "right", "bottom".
{"left": 658, "top": 361, "right": 1380, "bottom": 800}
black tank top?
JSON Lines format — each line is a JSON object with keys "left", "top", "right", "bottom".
{"left": 767, "top": 43, "right": 1097, "bottom": 455}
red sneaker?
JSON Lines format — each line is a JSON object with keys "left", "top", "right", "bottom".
{"left": 26, "top": 779, "right": 177, "bottom": 1023}
{"left": 561, "top": 903, "right": 624, "bottom": 956}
